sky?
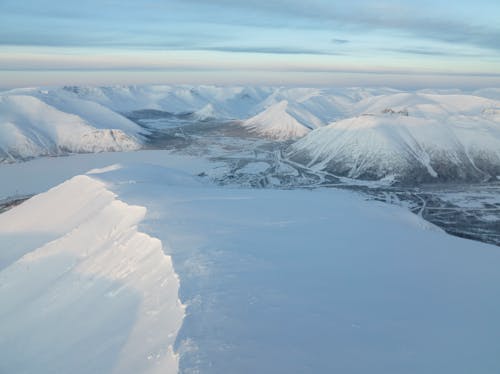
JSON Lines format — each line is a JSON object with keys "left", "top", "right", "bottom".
{"left": 1, "top": 0, "right": 500, "bottom": 88}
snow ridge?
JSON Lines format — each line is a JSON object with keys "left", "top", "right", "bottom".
{"left": 0, "top": 174, "right": 185, "bottom": 374}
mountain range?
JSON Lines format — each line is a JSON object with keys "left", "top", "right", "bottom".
{"left": 1, "top": 85, "right": 499, "bottom": 183}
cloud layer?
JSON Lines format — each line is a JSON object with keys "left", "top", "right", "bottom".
{"left": 0, "top": 0, "right": 499, "bottom": 87}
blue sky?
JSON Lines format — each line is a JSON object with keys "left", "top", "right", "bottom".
{"left": 1, "top": 0, "right": 499, "bottom": 88}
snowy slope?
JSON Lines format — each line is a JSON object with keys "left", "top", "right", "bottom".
{"left": 353, "top": 92, "right": 499, "bottom": 117}
{"left": 3, "top": 87, "right": 145, "bottom": 134}
{"left": 241, "top": 100, "right": 312, "bottom": 140}
{"left": 189, "top": 103, "right": 222, "bottom": 121}
{"left": 92, "top": 162, "right": 500, "bottom": 374}
{"left": 0, "top": 85, "right": 380, "bottom": 147}
{"left": 59, "top": 85, "right": 267, "bottom": 118}
{"left": 32, "top": 89, "right": 144, "bottom": 134}
{"left": 56, "top": 85, "right": 359, "bottom": 122}
{"left": 287, "top": 92, "right": 500, "bottom": 184}
{"left": 1, "top": 154, "right": 500, "bottom": 373}
{"left": 0, "top": 173, "right": 184, "bottom": 374}
{"left": 0, "top": 95, "right": 140, "bottom": 163}
{"left": 253, "top": 87, "right": 356, "bottom": 121}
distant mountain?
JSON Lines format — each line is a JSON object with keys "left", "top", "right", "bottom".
{"left": 189, "top": 103, "right": 222, "bottom": 121}
{"left": 57, "top": 85, "right": 364, "bottom": 122}
{"left": 286, "top": 92, "right": 500, "bottom": 184}
{"left": 2, "top": 85, "right": 500, "bottom": 183}
{"left": 241, "top": 100, "right": 312, "bottom": 140}
{"left": 59, "top": 85, "right": 275, "bottom": 117}
{"left": 0, "top": 95, "right": 141, "bottom": 163}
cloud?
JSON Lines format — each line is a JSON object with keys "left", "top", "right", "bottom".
{"left": 1, "top": 0, "right": 500, "bottom": 54}
{"left": 382, "top": 47, "right": 483, "bottom": 57}
{"left": 200, "top": 46, "right": 342, "bottom": 55}
{"left": 1, "top": 48, "right": 497, "bottom": 78}
{"left": 1, "top": 0, "right": 499, "bottom": 89}
{"left": 178, "top": 0, "right": 500, "bottom": 51}
{"left": 331, "top": 39, "right": 350, "bottom": 44}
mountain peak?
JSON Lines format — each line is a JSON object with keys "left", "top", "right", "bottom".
{"left": 242, "top": 100, "right": 310, "bottom": 140}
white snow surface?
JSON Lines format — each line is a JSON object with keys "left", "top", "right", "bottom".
{"left": 0, "top": 173, "right": 184, "bottom": 374}
{"left": 95, "top": 161, "right": 500, "bottom": 374}
{"left": 0, "top": 151, "right": 213, "bottom": 200}
{"left": 34, "top": 90, "right": 143, "bottom": 134}
{"left": 1, "top": 153, "right": 500, "bottom": 373}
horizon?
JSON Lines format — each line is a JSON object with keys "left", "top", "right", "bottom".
{"left": 1, "top": 0, "right": 500, "bottom": 88}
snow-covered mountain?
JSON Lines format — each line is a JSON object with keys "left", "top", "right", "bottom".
{"left": 0, "top": 94, "right": 142, "bottom": 163}
{"left": 60, "top": 85, "right": 273, "bottom": 118}
{"left": 0, "top": 85, "right": 363, "bottom": 162}
{"left": 2, "top": 85, "right": 500, "bottom": 184}
{"left": 286, "top": 92, "right": 500, "bottom": 184}
{"left": 189, "top": 103, "right": 222, "bottom": 121}
{"left": 241, "top": 100, "right": 313, "bottom": 140}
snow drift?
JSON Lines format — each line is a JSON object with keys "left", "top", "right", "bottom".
{"left": 0, "top": 174, "right": 184, "bottom": 374}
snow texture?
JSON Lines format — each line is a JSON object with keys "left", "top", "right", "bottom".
{"left": 1, "top": 152, "right": 500, "bottom": 373}
{"left": 94, "top": 162, "right": 500, "bottom": 374}
{"left": 0, "top": 174, "right": 184, "bottom": 374}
